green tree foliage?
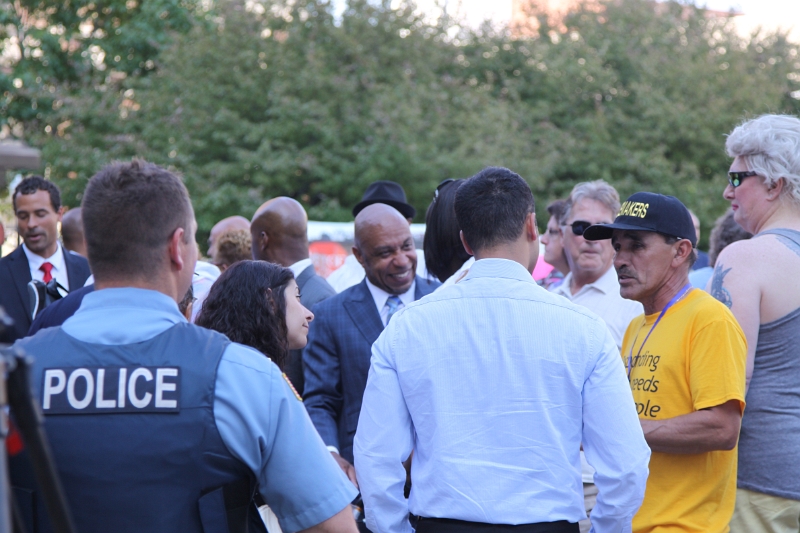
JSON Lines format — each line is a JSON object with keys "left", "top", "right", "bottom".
{"left": 457, "top": 0, "right": 800, "bottom": 231}
{"left": 1, "top": 0, "right": 200, "bottom": 133}
{"left": 23, "top": 0, "right": 800, "bottom": 248}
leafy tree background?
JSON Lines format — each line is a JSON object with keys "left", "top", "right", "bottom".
{"left": 4, "top": 0, "right": 800, "bottom": 249}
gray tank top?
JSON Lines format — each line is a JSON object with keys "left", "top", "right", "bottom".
{"left": 737, "top": 228, "right": 800, "bottom": 499}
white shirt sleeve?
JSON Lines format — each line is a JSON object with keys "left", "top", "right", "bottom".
{"left": 581, "top": 329, "right": 650, "bottom": 533}
{"left": 354, "top": 325, "right": 415, "bottom": 533}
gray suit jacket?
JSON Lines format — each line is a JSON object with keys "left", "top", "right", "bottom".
{"left": 284, "top": 264, "right": 336, "bottom": 395}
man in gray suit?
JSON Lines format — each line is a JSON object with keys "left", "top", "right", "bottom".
{"left": 251, "top": 197, "right": 335, "bottom": 394}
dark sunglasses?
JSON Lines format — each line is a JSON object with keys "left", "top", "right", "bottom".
{"left": 728, "top": 171, "right": 758, "bottom": 188}
{"left": 433, "top": 179, "right": 456, "bottom": 200}
{"left": 564, "top": 220, "right": 593, "bottom": 236}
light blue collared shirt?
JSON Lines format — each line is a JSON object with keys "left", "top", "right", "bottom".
{"left": 354, "top": 258, "right": 649, "bottom": 533}
{"left": 61, "top": 288, "right": 357, "bottom": 533}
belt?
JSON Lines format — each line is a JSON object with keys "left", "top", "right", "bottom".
{"left": 414, "top": 517, "right": 579, "bottom": 533}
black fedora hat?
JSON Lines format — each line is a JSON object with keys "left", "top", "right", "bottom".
{"left": 352, "top": 181, "right": 416, "bottom": 219}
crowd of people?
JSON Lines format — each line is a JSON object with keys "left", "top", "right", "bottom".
{"left": 0, "top": 113, "right": 799, "bottom": 533}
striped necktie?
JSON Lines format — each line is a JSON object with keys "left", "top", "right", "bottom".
{"left": 385, "top": 295, "right": 403, "bottom": 324}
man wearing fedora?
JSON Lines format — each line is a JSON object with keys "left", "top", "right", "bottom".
{"left": 584, "top": 192, "right": 747, "bottom": 533}
{"left": 326, "top": 181, "right": 431, "bottom": 292}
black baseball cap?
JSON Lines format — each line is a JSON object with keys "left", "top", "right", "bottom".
{"left": 583, "top": 192, "right": 697, "bottom": 246}
{"left": 352, "top": 181, "right": 416, "bottom": 219}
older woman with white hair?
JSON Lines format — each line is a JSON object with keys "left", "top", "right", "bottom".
{"left": 708, "top": 114, "right": 800, "bottom": 533}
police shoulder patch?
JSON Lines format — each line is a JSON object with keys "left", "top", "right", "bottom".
{"left": 282, "top": 373, "right": 302, "bottom": 401}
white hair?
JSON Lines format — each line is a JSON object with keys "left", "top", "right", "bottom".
{"left": 726, "top": 114, "right": 800, "bottom": 206}
{"left": 563, "top": 179, "right": 621, "bottom": 222}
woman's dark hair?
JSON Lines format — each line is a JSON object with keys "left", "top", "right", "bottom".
{"left": 196, "top": 260, "right": 294, "bottom": 369}
{"left": 423, "top": 179, "right": 471, "bottom": 282}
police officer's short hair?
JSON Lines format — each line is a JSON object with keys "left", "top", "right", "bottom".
{"left": 82, "top": 159, "right": 193, "bottom": 280}
{"left": 455, "top": 167, "right": 535, "bottom": 252}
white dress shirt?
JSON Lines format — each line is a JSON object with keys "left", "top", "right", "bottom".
{"left": 23, "top": 242, "right": 70, "bottom": 290}
{"left": 288, "top": 258, "right": 313, "bottom": 279}
{"left": 354, "top": 258, "right": 650, "bottom": 533}
{"left": 365, "top": 278, "right": 416, "bottom": 326}
{"left": 550, "top": 266, "right": 643, "bottom": 483}
{"left": 551, "top": 266, "right": 643, "bottom": 350}
{"left": 439, "top": 256, "right": 475, "bottom": 288}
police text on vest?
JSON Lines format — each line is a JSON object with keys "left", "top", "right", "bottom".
{"left": 42, "top": 366, "right": 181, "bottom": 414}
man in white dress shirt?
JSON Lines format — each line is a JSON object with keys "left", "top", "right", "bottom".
{"left": 354, "top": 167, "right": 649, "bottom": 533}
{"left": 551, "top": 181, "right": 643, "bottom": 348}
{"left": 549, "top": 180, "right": 644, "bottom": 532}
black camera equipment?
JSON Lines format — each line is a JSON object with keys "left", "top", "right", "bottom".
{"left": 27, "top": 281, "right": 68, "bottom": 321}
{"left": 0, "top": 306, "right": 76, "bottom": 533}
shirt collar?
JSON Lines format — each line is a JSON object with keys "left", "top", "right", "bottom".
{"left": 62, "top": 287, "right": 186, "bottom": 345}
{"left": 288, "top": 258, "right": 313, "bottom": 279}
{"left": 461, "top": 258, "right": 535, "bottom": 284}
{"left": 23, "top": 241, "right": 66, "bottom": 273}
{"left": 553, "top": 265, "right": 617, "bottom": 297}
{"left": 365, "top": 277, "right": 416, "bottom": 313}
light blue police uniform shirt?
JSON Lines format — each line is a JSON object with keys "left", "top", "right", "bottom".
{"left": 354, "top": 258, "right": 650, "bottom": 533}
{"left": 61, "top": 288, "right": 357, "bottom": 533}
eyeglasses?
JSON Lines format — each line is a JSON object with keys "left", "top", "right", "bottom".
{"left": 728, "top": 171, "right": 758, "bottom": 188}
{"left": 563, "top": 220, "right": 594, "bottom": 236}
{"left": 433, "top": 179, "right": 456, "bottom": 200}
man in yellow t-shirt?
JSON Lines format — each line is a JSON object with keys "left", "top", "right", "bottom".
{"left": 585, "top": 192, "right": 747, "bottom": 533}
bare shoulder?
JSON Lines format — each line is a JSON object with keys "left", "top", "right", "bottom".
{"left": 707, "top": 240, "right": 762, "bottom": 309}
{"left": 716, "top": 237, "right": 769, "bottom": 265}
{"left": 711, "top": 231, "right": 800, "bottom": 318}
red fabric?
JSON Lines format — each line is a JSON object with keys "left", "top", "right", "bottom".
{"left": 6, "top": 421, "right": 24, "bottom": 456}
{"left": 40, "top": 261, "right": 54, "bottom": 283}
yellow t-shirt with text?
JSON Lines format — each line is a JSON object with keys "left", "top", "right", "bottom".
{"left": 621, "top": 289, "right": 746, "bottom": 533}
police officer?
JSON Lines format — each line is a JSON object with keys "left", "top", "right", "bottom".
{"left": 13, "top": 160, "right": 358, "bottom": 533}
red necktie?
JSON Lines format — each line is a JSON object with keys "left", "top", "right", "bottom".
{"left": 40, "top": 262, "right": 54, "bottom": 283}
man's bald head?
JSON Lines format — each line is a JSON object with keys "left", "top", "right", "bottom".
{"left": 250, "top": 197, "right": 309, "bottom": 266}
{"left": 354, "top": 204, "right": 417, "bottom": 294}
{"left": 61, "top": 207, "right": 87, "bottom": 257}
{"left": 209, "top": 216, "right": 250, "bottom": 257}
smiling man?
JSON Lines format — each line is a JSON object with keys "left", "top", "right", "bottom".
{"left": 303, "top": 204, "right": 440, "bottom": 490}
{"left": 0, "top": 176, "right": 91, "bottom": 343}
{"left": 584, "top": 192, "right": 747, "bottom": 533}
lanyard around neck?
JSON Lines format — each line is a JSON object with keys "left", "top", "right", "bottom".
{"left": 627, "top": 284, "right": 693, "bottom": 378}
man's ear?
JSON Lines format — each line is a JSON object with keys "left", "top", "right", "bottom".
{"left": 459, "top": 230, "right": 474, "bottom": 256}
{"left": 168, "top": 227, "right": 186, "bottom": 271}
{"left": 258, "top": 231, "right": 269, "bottom": 252}
{"left": 352, "top": 245, "right": 365, "bottom": 267}
{"left": 673, "top": 239, "right": 694, "bottom": 268}
{"left": 526, "top": 212, "right": 538, "bottom": 242}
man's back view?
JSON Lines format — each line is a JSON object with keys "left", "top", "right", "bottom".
{"left": 354, "top": 167, "right": 649, "bottom": 533}
{"left": 13, "top": 160, "right": 357, "bottom": 533}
